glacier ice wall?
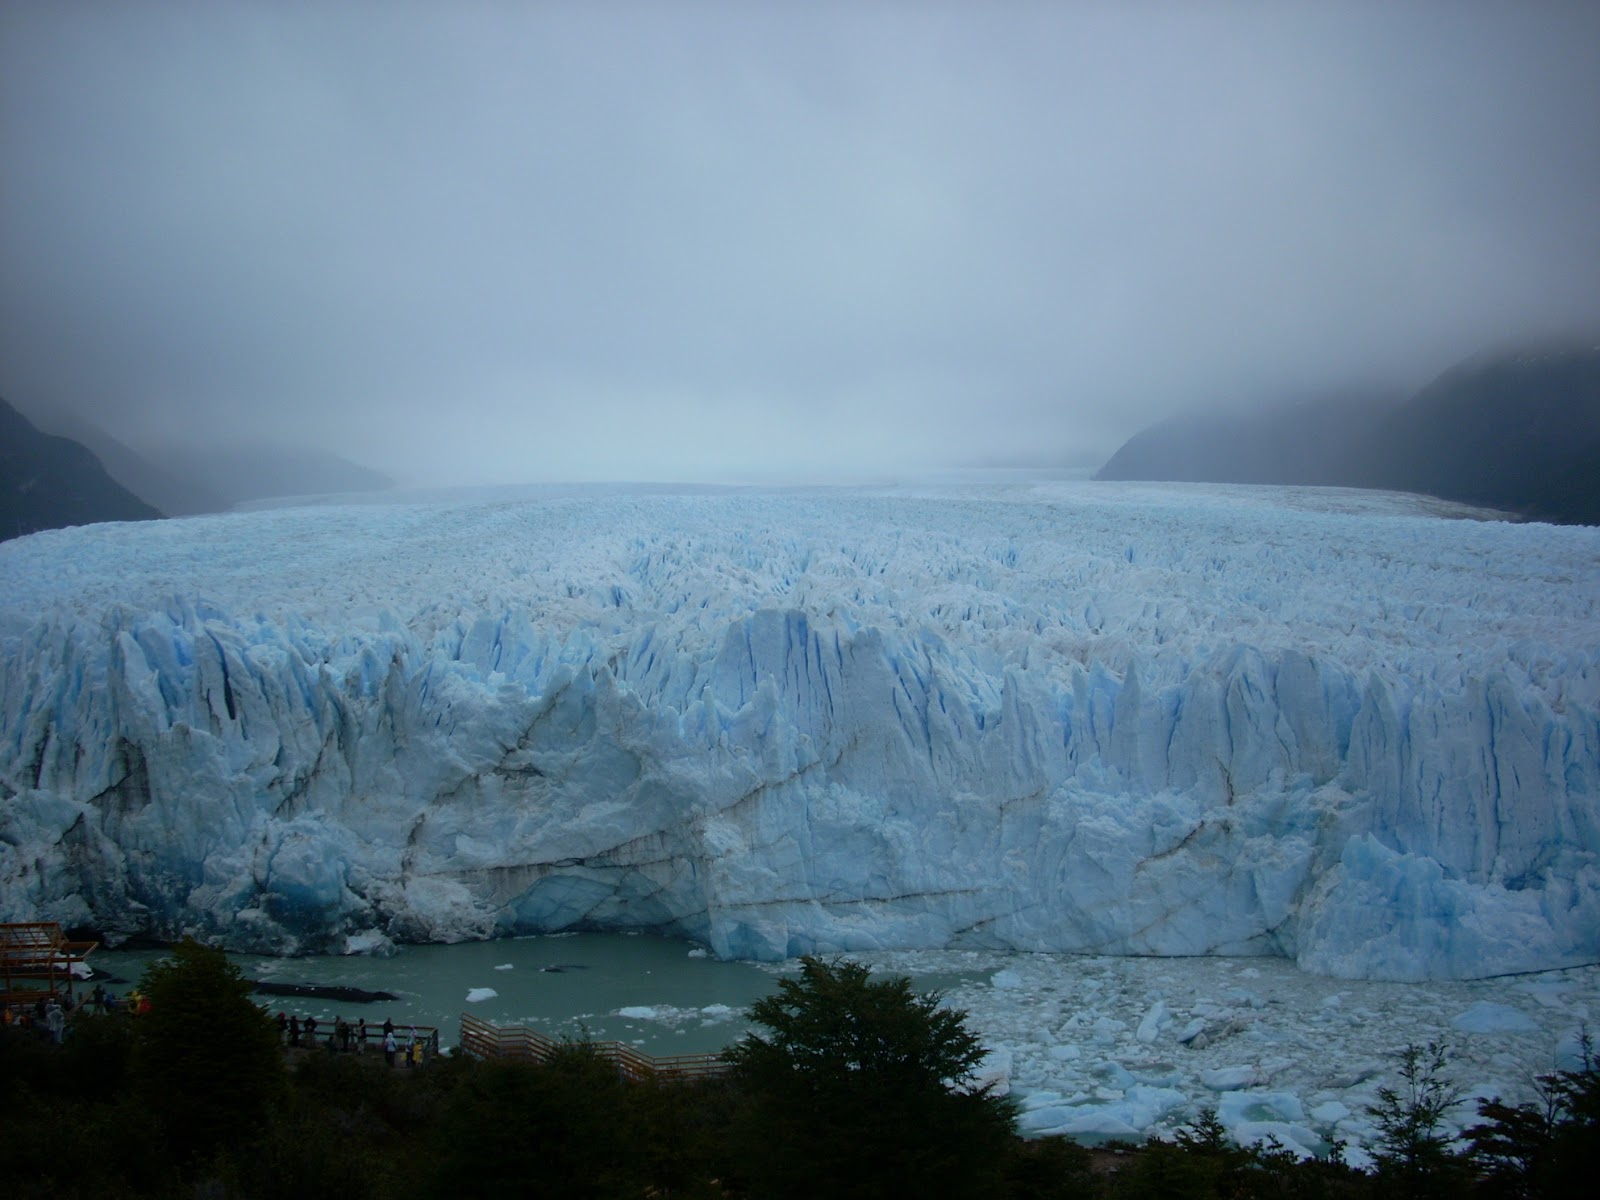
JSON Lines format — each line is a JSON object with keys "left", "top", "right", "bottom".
{"left": 2, "top": 478, "right": 1597, "bottom": 979}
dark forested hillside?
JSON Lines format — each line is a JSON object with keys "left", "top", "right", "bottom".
{"left": 1, "top": 396, "right": 162, "bottom": 542}
{"left": 1096, "top": 345, "right": 1600, "bottom": 526}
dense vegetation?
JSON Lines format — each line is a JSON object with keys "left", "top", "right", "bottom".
{"left": 3, "top": 944, "right": 1595, "bottom": 1198}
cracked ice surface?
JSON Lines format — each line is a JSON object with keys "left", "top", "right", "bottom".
{"left": 1, "top": 474, "right": 1597, "bottom": 979}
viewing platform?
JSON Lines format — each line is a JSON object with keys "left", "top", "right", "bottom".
{"left": 1, "top": 922, "right": 95, "bottom": 1005}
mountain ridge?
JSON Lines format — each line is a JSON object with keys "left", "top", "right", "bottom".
{"left": 1, "top": 396, "right": 163, "bottom": 541}
{"left": 1096, "top": 345, "right": 1600, "bottom": 525}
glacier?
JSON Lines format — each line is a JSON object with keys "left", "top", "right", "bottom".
{"left": 1, "top": 473, "right": 1597, "bottom": 980}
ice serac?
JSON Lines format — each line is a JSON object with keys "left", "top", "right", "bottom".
{"left": 1, "top": 478, "right": 1598, "bottom": 980}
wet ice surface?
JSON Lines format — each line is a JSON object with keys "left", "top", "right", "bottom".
{"left": 831, "top": 949, "right": 1600, "bottom": 1158}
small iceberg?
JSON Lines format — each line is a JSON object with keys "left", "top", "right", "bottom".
{"left": 465, "top": 987, "right": 498, "bottom": 1003}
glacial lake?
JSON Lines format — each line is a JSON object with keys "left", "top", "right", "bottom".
{"left": 88, "top": 931, "right": 781, "bottom": 1056}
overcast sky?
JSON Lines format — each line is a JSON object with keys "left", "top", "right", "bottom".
{"left": 3, "top": 1, "right": 1598, "bottom": 486}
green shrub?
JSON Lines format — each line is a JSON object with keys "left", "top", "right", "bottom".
{"left": 131, "top": 937, "right": 288, "bottom": 1167}
{"left": 724, "top": 955, "right": 1018, "bottom": 1199}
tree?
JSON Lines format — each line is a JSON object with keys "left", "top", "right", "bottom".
{"left": 1366, "top": 1040, "right": 1469, "bottom": 1196}
{"left": 1469, "top": 1029, "right": 1600, "bottom": 1198}
{"left": 131, "top": 937, "right": 287, "bottom": 1166}
{"left": 723, "top": 956, "right": 1016, "bottom": 1199}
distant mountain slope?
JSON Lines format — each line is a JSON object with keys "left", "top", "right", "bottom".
{"left": 1096, "top": 345, "right": 1600, "bottom": 525}
{"left": 142, "top": 443, "right": 393, "bottom": 508}
{"left": 1352, "top": 348, "right": 1600, "bottom": 526}
{"left": 29, "top": 409, "right": 226, "bottom": 517}
{"left": 17, "top": 397, "right": 393, "bottom": 512}
{"left": 1095, "top": 393, "right": 1398, "bottom": 487}
{"left": 1, "top": 396, "right": 162, "bottom": 541}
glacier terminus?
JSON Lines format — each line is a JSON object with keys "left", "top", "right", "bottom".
{"left": 1, "top": 474, "right": 1596, "bottom": 981}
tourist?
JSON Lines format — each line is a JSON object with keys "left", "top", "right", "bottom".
{"left": 44, "top": 997, "right": 64, "bottom": 1045}
{"left": 383, "top": 1028, "right": 397, "bottom": 1068}
{"left": 289, "top": 1014, "right": 301, "bottom": 1047}
{"left": 356, "top": 1017, "right": 368, "bottom": 1055}
{"left": 276, "top": 1011, "right": 288, "bottom": 1043}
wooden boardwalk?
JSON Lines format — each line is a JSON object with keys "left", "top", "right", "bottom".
{"left": 1, "top": 922, "right": 95, "bottom": 1005}
{"left": 458, "top": 1012, "right": 729, "bottom": 1082}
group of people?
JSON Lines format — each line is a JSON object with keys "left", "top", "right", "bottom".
{"left": 87, "top": 983, "right": 147, "bottom": 1015}
{"left": 2, "top": 984, "right": 158, "bottom": 1046}
{"left": 2, "top": 992, "right": 71, "bottom": 1042}
{"left": 274, "top": 1011, "right": 428, "bottom": 1067}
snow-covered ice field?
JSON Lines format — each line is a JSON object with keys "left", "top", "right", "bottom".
{"left": 2, "top": 472, "right": 1598, "bottom": 988}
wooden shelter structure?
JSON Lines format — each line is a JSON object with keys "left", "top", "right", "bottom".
{"left": 0, "top": 922, "right": 96, "bottom": 1006}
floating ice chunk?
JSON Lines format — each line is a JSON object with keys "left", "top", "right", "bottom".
{"left": 701, "top": 1003, "right": 734, "bottom": 1019}
{"left": 967, "top": 1048, "right": 1013, "bottom": 1096}
{"left": 1310, "top": 1100, "right": 1350, "bottom": 1124}
{"left": 1453, "top": 1001, "right": 1539, "bottom": 1034}
{"left": 617, "top": 1005, "right": 658, "bottom": 1020}
{"left": 493, "top": 963, "right": 514, "bottom": 971}
{"left": 1096, "top": 1061, "right": 1138, "bottom": 1090}
{"left": 1053, "top": 1112, "right": 1142, "bottom": 1137}
{"left": 1021, "top": 1086, "right": 1185, "bottom": 1137}
{"left": 687, "top": 948, "right": 709, "bottom": 958}
{"left": 465, "top": 987, "right": 498, "bottom": 1003}
{"left": 1091, "top": 1016, "right": 1126, "bottom": 1044}
{"left": 1136, "top": 1000, "right": 1168, "bottom": 1043}
{"left": 343, "top": 929, "right": 396, "bottom": 957}
{"left": 1200, "top": 1066, "right": 1263, "bottom": 1091}
{"left": 991, "top": 969, "right": 1024, "bottom": 990}
{"left": 1177, "top": 1018, "right": 1207, "bottom": 1044}
{"left": 1218, "top": 1089, "right": 1306, "bottom": 1127}
{"left": 1326, "top": 1061, "right": 1383, "bottom": 1088}
{"left": 1232, "top": 1120, "right": 1319, "bottom": 1159}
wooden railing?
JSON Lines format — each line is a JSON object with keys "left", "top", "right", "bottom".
{"left": 282, "top": 1019, "right": 442, "bottom": 1062}
{"left": 459, "top": 1012, "right": 729, "bottom": 1082}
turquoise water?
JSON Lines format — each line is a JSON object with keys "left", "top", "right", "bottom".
{"left": 88, "top": 932, "right": 781, "bottom": 1055}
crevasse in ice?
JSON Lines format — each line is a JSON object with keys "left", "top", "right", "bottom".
{"left": 1, "top": 477, "right": 1596, "bottom": 980}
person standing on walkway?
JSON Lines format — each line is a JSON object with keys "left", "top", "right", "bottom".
{"left": 44, "top": 997, "right": 65, "bottom": 1045}
{"left": 357, "top": 1017, "right": 368, "bottom": 1055}
{"left": 383, "top": 1028, "right": 397, "bottom": 1068}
